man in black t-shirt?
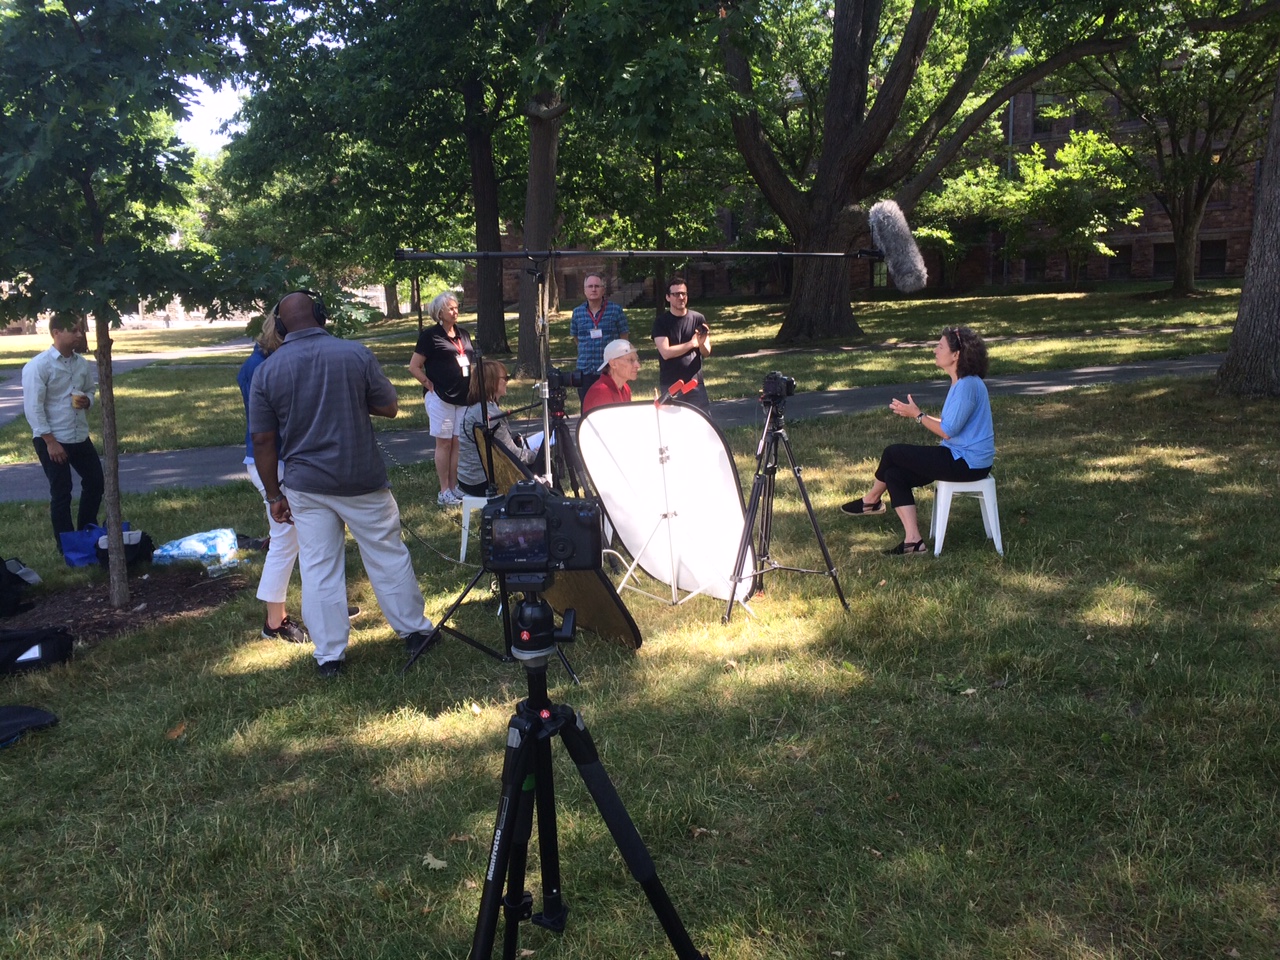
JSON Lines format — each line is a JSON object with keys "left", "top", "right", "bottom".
{"left": 650, "top": 276, "right": 712, "bottom": 415}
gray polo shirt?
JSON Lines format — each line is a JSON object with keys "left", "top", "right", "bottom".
{"left": 248, "top": 327, "right": 397, "bottom": 496}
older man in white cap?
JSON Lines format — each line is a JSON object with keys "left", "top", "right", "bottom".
{"left": 581, "top": 339, "right": 640, "bottom": 414}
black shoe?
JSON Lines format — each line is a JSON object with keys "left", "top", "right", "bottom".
{"left": 262, "top": 616, "right": 310, "bottom": 644}
{"left": 884, "top": 539, "right": 929, "bottom": 556}
{"left": 841, "top": 498, "right": 886, "bottom": 516}
{"left": 316, "top": 659, "right": 344, "bottom": 678}
{"left": 404, "top": 631, "right": 438, "bottom": 656}
{"left": 347, "top": 604, "right": 361, "bottom": 620}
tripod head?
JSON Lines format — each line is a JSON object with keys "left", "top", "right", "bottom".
{"left": 510, "top": 591, "right": 577, "bottom": 663}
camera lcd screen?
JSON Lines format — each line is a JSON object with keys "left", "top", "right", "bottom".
{"left": 489, "top": 516, "right": 549, "bottom": 567}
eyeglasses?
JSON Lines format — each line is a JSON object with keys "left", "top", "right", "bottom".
{"left": 498, "top": 376, "right": 510, "bottom": 382}
{"left": 669, "top": 291, "right": 689, "bottom": 298}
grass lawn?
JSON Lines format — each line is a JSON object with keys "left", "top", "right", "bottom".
{"left": 0, "top": 287, "right": 1240, "bottom": 464}
{"left": 0, "top": 325, "right": 249, "bottom": 371}
{"left": 2, "top": 375, "right": 1277, "bottom": 959}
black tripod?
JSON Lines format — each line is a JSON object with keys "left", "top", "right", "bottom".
{"left": 723, "top": 398, "right": 849, "bottom": 624}
{"left": 471, "top": 591, "right": 708, "bottom": 960}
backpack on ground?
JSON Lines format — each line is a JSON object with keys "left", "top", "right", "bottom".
{"left": 0, "top": 627, "right": 74, "bottom": 675}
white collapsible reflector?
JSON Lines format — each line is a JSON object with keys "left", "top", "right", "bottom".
{"left": 577, "top": 402, "right": 755, "bottom": 603}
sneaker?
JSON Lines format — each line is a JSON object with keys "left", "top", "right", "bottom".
{"left": 437, "top": 490, "right": 461, "bottom": 506}
{"left": 450, "top": 488, "right": 467, "bottom": 502}
{"left": 262, "top": 616, "right": 310, "bottom": 644}
{"left": 347, "top": 604, "right": 361, "bottom": 620}
{"left": 404, "top": 630, "right": 438, "bottom": 656}
{"left": 316, "top": 659, "right": 344, "bottom": 678}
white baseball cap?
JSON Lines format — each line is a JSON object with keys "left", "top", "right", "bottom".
{"left": 598, "top": 339, "right": 637, "bottom": 373}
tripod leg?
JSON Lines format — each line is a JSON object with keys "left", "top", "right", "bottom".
{"left": 531, "top": 729, "right": 568, "bottom": 932}
{"left": 724, "top": 470, "right": 767, "bottom": 624}
{"left": 778, "top": 431, "right": 849, "bottom": 610}
{"left": 471, "top": 711, "right": 538, "bottom": 960}
{"left": 554, "top": 706, "right": 709, "bottom": 960}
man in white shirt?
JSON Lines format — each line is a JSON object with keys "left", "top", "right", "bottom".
{"left": 22, "top": 314, "right": 104, "bottom": 551}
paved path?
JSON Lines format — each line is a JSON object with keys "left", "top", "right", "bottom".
{"left": 0, "top": 337, "right": 254, "bottom": 431}
{"left": 0, "top": 354, "right": 1224, "bottom": 504}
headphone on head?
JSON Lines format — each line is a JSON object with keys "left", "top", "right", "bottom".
{"left": 273, "top": 290, "right": 328, "bottom": 339}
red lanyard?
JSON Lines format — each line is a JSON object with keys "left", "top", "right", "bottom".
{"left": 450, "top": 331, "right": 465, "bottom": 355}
{"left": 588, "top": 302, "right": 607, "bottom": 327}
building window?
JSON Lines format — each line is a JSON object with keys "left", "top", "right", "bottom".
{"left": 1109, "top": 245, "right": 1133, "bottom": 280}
{"left": 1206, "top": 179, "right": 1230, "bottom": 209}
{"left": 1200, "top": 239, "right": 1227, "bottom": 276}
{"left": 1024, "top": 252, "right": 1046, "bottom": 282}
{"left": 563, "top": 274, "right": 579, "bottom": 301}
{"left": 1033, "top": 93, "right": 1056, "bottom": 135}
{"left": 1153, "top": 243, "right": 1176, "bottom": 278}
{"left": 872, "top": 261, "right": 888, "bottom": 288}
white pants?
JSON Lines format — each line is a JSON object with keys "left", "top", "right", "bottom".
{"left": 288, "top": 487, "right": 433, "bottom": 665}
{"left": 246, "top": 462, "right": 299, "bottom": 605}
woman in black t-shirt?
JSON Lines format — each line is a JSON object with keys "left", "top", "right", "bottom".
{"left": 408, "top": 293, "right": 474, "bottom": 505}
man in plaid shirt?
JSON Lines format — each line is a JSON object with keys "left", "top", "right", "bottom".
{"left": 569, "top": 273, "right": 629, "bottom": 404}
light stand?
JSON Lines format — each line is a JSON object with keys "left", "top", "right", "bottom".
{"left": 722, "top": 395, "right": 849, "bottom": 624}
{"left": 527, "top": 258, "right": 592, "bottom": 498}
{"left": 470, "top": 584, "right": 708, "bottom": 960}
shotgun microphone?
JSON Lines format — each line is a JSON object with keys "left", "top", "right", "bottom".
{"left": 868, "top": 200, "right": 928, "bottom": 293}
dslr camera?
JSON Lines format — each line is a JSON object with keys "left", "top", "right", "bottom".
{"left": 480, "top": 480, "right": 603, "bottom": 591}
{"left": 760, "top": 371, "right": 796, "bottom": 404}
{"left": 542, "top": 365, "right": 584, "bottom": 415}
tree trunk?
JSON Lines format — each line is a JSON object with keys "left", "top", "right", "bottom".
{"left": 517, "top": 98, "right": 566, "bottom": 377}
{"left": 462, "top": 77, "right": 509, "bottom": 355}
{"left": 1169, "top": 217, "right": 1202, "bottom": 296}
{"left": 93, "top": 316, "right": 129, "bottom": 608}
{"left": 1217, "top": 67, "right": 1280, "bottom": 396}
{"left": 383, "top": 282, "right": 401, "bottom": 319}
{"left": 778, "top": 255, "right": 863, "bottom": 342}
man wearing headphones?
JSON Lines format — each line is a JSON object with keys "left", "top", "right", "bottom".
{"left": 248, "top": 291, "right": 434, "bottom": 677}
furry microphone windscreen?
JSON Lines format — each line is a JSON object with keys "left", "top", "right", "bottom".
{"left": 868, "top": 200, "right": 928, "bottom": 293}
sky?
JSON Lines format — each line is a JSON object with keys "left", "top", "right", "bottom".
{"left": 175, "top": 79, "right": 243, "bottom": 156}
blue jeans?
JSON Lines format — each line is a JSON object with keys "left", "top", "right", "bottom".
{"left": 33, "top": 436, "right": 104, "bottom": 548}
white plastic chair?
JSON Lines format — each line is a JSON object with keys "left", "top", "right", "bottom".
{"left": 929, "top": 476, "right": 1003, "bottom": 557}
{"left": 459, "top": 494, "right": 493, "bottom": 561}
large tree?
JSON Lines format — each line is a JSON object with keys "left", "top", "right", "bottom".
{"left": 0, "top": 0, "right": 240, "bottom": 606}
{"left": 718, "top": 0, "right": 1280, "bottom": 342}
{"left": 1217, "top": 64, "right": 1280, "bottom": 396}
{"left": 223, "top": 0, "right": 522, "bottom": 353}
{"left": 1067, "top": 8, "right": 1280, "bottom": 295}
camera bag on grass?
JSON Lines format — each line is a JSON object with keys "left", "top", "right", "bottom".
{"left": 0, "top": 706, "right": 59, "bottom": 749}
{"left": 0, "top": 627, "right": 74, "bottom": 675}
{"left": 1, "top": 560, "right": 36, "bottom": 618}
{"left": 96, "top": 528, "right": 155, "bottom": 568}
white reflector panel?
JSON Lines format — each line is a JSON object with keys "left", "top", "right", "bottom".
{"left": 578, "top": 402, "right": 755, "bottom": 603}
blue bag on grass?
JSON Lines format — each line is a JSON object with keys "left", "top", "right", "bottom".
{"left": 60, "top": 525, "right": 106, "bottom": 567}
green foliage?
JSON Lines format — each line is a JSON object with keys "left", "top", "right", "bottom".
{"left": 1007, "top": 131, "right": 1144, "bottom": 283}
{"left": 0, "top": 0, "right": 249, "bottom": 324}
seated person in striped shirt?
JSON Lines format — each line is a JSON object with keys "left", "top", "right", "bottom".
{"left": 581, "top": 340, "right": 641, "bottom": 415}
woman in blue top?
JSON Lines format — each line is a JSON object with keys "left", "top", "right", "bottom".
{"left": 842, "top": 326, "right": 995, "bottom": 555}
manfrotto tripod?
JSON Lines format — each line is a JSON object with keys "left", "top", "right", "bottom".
{"left": 471, "top": 587, "right": 708, "bottom": 960}
{"left": 722, "top": 396, "right": 849, "bottom": 624}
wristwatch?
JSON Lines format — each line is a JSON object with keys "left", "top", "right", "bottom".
{"left": 264, "top": 493, "right": 286, "bottom": 505}
{"left": 915, "top": 413, "right": 925, "bottom": 423}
